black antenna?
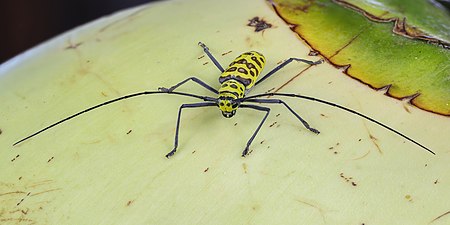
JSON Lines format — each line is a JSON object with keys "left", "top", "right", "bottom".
{"left": 242, "top": 92, "right": 435, "bottom": 155}
{"left": 13, "top": 91, "right": 214, "bottom": 146}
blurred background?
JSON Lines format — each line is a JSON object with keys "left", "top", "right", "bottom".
{"left": 0, "top": 0, "right": 161, "bottom": 64}
{"left": 1, "top": 0, "right": 449, "bottom": 64}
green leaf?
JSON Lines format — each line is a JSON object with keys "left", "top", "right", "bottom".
{"left": 272, "top": 0, "right": 450, "bottom": 115}
{"left": 336, "top": 0, "right": 450, "bottom": 44}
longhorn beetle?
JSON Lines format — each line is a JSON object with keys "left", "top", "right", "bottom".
{"left": 13, "top": 42, "right": 435, "bottom": 158}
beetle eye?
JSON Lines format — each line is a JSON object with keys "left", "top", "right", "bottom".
{"left": 232, "top": 103, "right": 238, "bottom": 108}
